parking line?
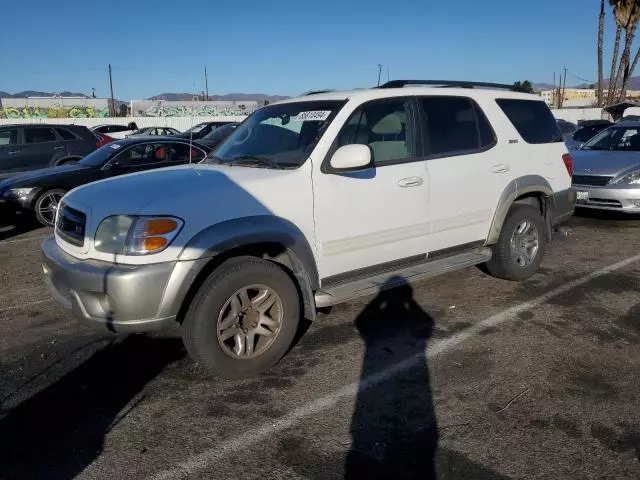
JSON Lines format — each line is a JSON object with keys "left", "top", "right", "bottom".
{"left": 0, "top": 234, "right": 51, "bottom": 246}
{"left": 149, "top": 252, "right": 640, "bottom": 480}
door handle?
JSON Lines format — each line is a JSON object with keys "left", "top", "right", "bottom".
{"left": 53, "top": 145, "right": 65, "bottom": 150}
{"left": 7, "top": 149, "right": 21, "bottom": 156}
{"left": 491, "top": 164, "right": 510, "bottom": 173}
{"left": 398, "top": 176, "right": 423, "bottom": 187}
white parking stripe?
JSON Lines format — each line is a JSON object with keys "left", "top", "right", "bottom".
{"left": 149, "top": 252, "right": 640, "bottom": 480}
{"left": 0, "top": 234, "right": 50, "bottom": 246}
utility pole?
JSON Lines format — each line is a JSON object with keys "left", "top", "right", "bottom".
{"left": 377, "top": 64, "right": 383, "bottom": 87}
{"left": 108, "top": 64, "right": 115, "bottom": 117}
{"left": 204, "top": 65, "right": 209, "bottom": 101}
{"left": 561, "top": 67, "right": 568, "bottom": 109}
{"left": 553, "top": 72, "right": 556, "bottom": 108}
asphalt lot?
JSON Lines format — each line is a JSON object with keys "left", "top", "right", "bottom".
{"left": 0, "top": 211, "right": 639, "bottom": 480}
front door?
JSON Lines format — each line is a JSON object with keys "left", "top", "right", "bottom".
{"left": 313, "top": 97, "right": 430, "bottom": 281}
{"left": 0, "top": 127, "right": 23, "bottom": 178}
{"left": 22, "top": 126, "right": 63, "bottom": 170}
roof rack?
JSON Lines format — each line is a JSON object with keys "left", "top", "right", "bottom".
{"left": 379, "top": 80, "right": 524, "bottom": 92}
{"left": 301, "top": 89, "right": 337, "bottom": 96}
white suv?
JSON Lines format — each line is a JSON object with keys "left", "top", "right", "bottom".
{"left": 41, "top": 80, "right": 575, "bottom": 378}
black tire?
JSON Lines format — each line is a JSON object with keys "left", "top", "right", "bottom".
{"left": 34, "top": 189, "right": 66, "bottom": 227}
{"left": 181, "top": 256, "right": 300, "bottom": 379}
{"left": 484, "top": 204, "right": 547, "bottom": 281}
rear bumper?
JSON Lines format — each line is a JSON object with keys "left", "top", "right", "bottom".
{"left": 41, "top": 237, "right": 207, "bottom": 332}
{"left": 551, "top": 189, "right": 576, "bottom": 225}
{"left": 571, "top": 185, "right": 640, "bottom": 213}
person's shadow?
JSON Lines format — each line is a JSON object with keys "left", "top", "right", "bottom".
{"left": 0, "top": 335, "right": 185, "bottom": 479}
{"left": 345, "top": 277, "right": 438, "bottom": 480}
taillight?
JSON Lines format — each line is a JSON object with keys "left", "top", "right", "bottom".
{"left": 562, "top": 152, "right": 573, "bottom": 176}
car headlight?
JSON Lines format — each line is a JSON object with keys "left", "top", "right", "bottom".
{"left": 94, "top": 215, "right": 183, "bottom": 255}
{"left": 616, "top": 170, "right": 640, "bottom": 185}
{"left": 5, "top": 187, "right": 35, "bottom": 199}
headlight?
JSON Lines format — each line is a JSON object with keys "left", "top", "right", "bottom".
{"left": 616, "top": 170, "right": 640, "bottom": 185}
{"left": 94, "top": 216, "right": 183, "bottom": 255}
{"left": 5, "top": 187, "right": 35, "bottom": 199}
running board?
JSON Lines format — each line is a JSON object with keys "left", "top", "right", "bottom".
{"left": 315, "top": 247, "right": 492, "bottom": 308}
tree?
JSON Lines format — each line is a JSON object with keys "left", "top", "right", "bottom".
{"left": 118, "top": 103, "right": 129, "bottom": 117}
{"left": 607, "top": 0, "right": 640, "bottom": 103}
{"left": 513, "top": 80, "right": 534, "bottom": 93}
{"left": 598, "top": 0, "right": 606, "bottom": 106}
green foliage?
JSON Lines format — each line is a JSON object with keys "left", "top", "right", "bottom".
{"left": 513, "top": 80, "right": 534, "bottom": 93}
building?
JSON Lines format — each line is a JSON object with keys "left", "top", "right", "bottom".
{"left": 540, "top": 87, "right": 640, "bottom": 108}
{"left": 0, "top": 97, "right": 109, "bottom": 118}
{"left": 130, "top": 100, "right": 259, "bottom": 117}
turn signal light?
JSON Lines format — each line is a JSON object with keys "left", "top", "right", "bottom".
{"left": 143, "top": 237, "right": 168, "bottom": 251}
{"left": 145, "top": 219, "right": 178, "bottom": 236}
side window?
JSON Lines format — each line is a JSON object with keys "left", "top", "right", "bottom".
{"left": 419, "top": 96, "right": 495, "bottom": 156}
{"left": 25, "top": 128, "right": 57, "bottom": 144}
{"left": 56, "top": 128, "right": 77, "bottom": 141}
{"left": 106, "top": 125, "right": 129, "bottom": 134}
{"left": 496, "top": 99, "right": 562, "bottom": 144}
{"left": 170, "top": 143, "right": 206, "bottom": 162}
{"left": 573, "top": 127, "right": 595, "bottom": 143}
{"left": 0, "top": 129, "right": 18, "bottom": 146}
{"left": 337, "top": 98, "right": 415, "bottom": 164}
{"left": 115, "top": 143, "right": 169, "bottom": 166}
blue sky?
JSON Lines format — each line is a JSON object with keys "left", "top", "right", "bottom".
{"left": 0, "top": 0, "right": 628, "bottom": 99}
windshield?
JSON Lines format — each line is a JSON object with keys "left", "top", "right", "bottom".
{"left": 78, "top": 143, "right": 121, "bottom": 167}
{"left": 582, "top": 126, "right": 640, "bottom": 151}
{"left": 210, "top": 101, "right": 344, "bottom": 168}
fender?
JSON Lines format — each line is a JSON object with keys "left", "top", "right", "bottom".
{"left": 178, "top": 215, "right": 319, "bottom": 320}
{"left": 486, "top": 175, "right": 553, "bottom": 245}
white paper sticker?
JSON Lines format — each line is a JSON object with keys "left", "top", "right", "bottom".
{"left": 109, "top": 143, "right": 122, "bottom": 149}
{"left": 295, "top": 111, "right": 331, "bottom": 122}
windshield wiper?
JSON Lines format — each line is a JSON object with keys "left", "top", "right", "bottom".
{"left": 227, "top": 155, "right": 285, "bottom": 169}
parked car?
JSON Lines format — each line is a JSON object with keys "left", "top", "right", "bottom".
{"left": 572, "top": 122, "right": 640, "bottom": 213}
{"left": 616, "top": 115, "right": 640, "bottom": 123}
{"left": 564, "top": 120, "right": 612, "bottom": 150}
{"left": 90, "top": 124, "right": 135, "bottom": 139}
{"left": 127, "top": 127, "right": 181, "bottom": 137}
{"left": 177, "top": 121, "right": 234, "bottom": 140}
{"left": 0, "top": 137, "right": 210, "bottom": 226}
{"left": 0, "top": 124, "right": 100, "bottom": 179}
{"left": 197, "top": 123, "right": 239, "bottom": 149}
{"left": 41, "top": 80, "right": 574, "bottom": 378}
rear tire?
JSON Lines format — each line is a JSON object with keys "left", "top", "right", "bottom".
{"left": 34, "top": 189, "right": 66, "bottom": 227}
{"left": 484, "top": 204, "right": 547, "bottom": 281}
{"left": 181, "top": 256, "right": 300, "bottom": 379}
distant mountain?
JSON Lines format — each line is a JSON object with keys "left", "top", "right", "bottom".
{"left": 0, "top": 90, "right": 88, "bottom": 98}
{"left": 148, "top": 92, "right": 289, "bottom": 103}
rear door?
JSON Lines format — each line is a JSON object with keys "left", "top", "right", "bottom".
{"left": 0, "top": 127, "right": 23, "bottom": 178}
{"left": 418, "top": 95, "right": 512, "bottom": 252}
{"left": 21, "top": 127, "right": 63, "bottom": 170}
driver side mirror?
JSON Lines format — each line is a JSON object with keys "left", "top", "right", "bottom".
{"left": 329, "top": 144, "right": 373, "bottom": 172}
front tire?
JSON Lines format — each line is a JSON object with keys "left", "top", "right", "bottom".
{"left": 484, "top": 204, "right": 547, "bottom": 281}
{"left": 181, "top": 256, "right": 300, "bottom": 379}
{"left": 34, "top": 189, "right": 66, "bottom": 227}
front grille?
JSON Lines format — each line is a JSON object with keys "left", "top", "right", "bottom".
{"left": 572, "top": 174, "right": 613, "bottom": 187}
{"left": 56, "top": 203, "right": 86, "bottom": 247}
{"left": 587, "top": 198, "right": 623, "bottom": 208}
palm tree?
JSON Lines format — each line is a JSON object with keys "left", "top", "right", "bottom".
{"left": 608, "top": 1, "right": 640, "bottom": 103}
{"left": 598, "top": 0, "right": 606, "bottom": 106}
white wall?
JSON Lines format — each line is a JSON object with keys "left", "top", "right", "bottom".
{"left": 0, "top": 116, "right": 248, "bottom": 131}
{"left": 551, "top": 108, "right": 606, "bottom": 123}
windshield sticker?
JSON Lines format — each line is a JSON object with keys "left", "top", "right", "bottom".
{"left": 109, "top": 143, "right": 122, "bottom": 149}
{"left": 295, "top": 111, "right": 332, "bottom": 122}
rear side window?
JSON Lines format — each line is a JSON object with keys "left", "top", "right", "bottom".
{"left": 56, "top": 128, "right": 77, "bottom": 141}
{"left": 573, "top": 127, "right": 597, "bottom": 143}
{"left": 0, "top": 129, "right": 18, "bottom": 146}
{"left": 103, "top": 125, "right": 129, "bottom": 133}
{"left": 170, "top": 143, "right": 206, "bottom": 162}
{"left": 25, "top": 128, "right": 56, "bottom": 144}
{"left": 419, "top": 96, "right": 495, "bottom": 156}
{"left": 496, "top": 99, "right": 561, "bottom": 144}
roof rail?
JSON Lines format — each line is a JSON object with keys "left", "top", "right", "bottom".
{"left": 301, "top": 89, "right": 336, "bottom": 96}
{"left": 379, "top": 80, "right": 524, "bottom": 92}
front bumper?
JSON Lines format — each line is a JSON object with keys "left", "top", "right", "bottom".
{"left": 41, "top": 237, "right": 206, "bottom": 332}
{"left": 571, "top": 184, "right": 640, "bottom": 213}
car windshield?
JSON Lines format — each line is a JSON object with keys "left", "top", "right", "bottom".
{"left": 202, "top": 124, "right": 237, "bottom": 141}
{"left": 209, "top": 101, "right": 344, "bottom": 169}
{"left": 78, "top": 143, "right": 121, "bottom": 167}
{"left": 581, "top": 126, "right": 640, "bottom": 151}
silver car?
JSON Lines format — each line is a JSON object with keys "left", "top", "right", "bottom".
{"left": 572, "top": 122, "right": 640, "bottom": 212}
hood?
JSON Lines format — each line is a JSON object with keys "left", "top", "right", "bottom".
{"left": 64, "top": 163, "right": 301, "bottom": 234}
{"left": 0, "top": 164, "right": 92, "bottom": 189}
{"left": 571, "top": 150, "right": 640, "bottom": 177}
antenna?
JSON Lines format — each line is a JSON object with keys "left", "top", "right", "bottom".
{"left": 204, "top": 65, "right": 209, "bottom": 101}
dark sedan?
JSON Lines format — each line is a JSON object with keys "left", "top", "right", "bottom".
{"left": 0, "top": 137, "right": 211, "bottom": 226}
{"left": 176, "top": 121, "right": 234, "bottom": 140}
{"left": 197, "top": 123, "right": 239, "bottom": 149}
